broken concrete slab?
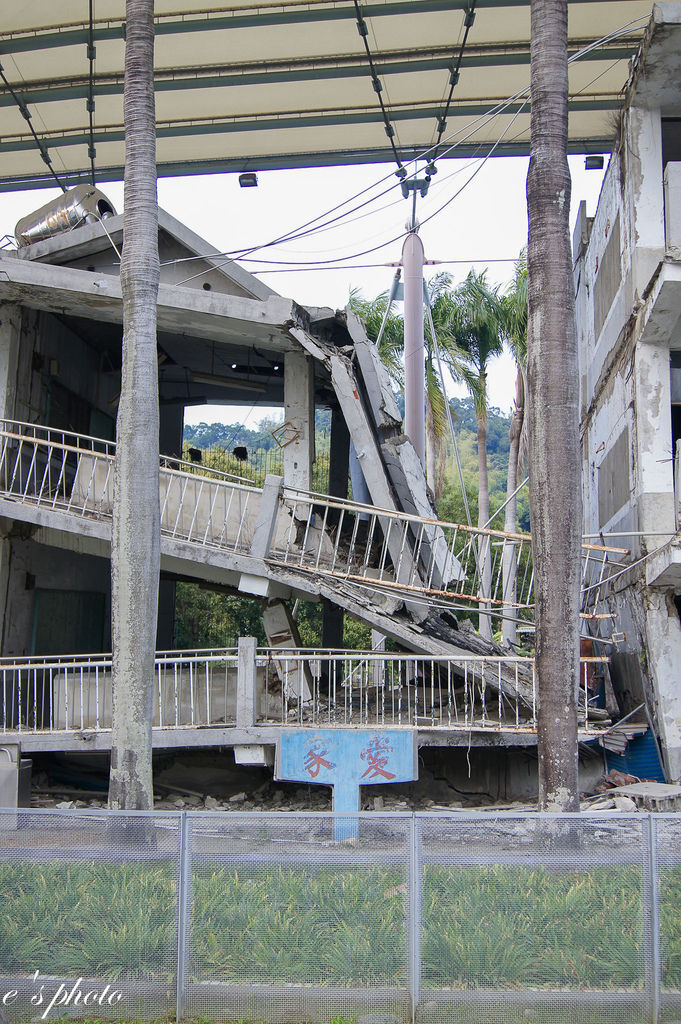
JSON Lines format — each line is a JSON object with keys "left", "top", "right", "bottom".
{"left": 608, "top": 781, "right": 681, "bottom": 811}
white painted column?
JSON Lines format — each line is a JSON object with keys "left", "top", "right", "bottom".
{"left": 283, "top": 350, "right": 314, "bottom": 493}
{"left": 634, "top": 341, "right": 675, "bottom": 540}
{"left": 0, "top": 304, "right": 21, "bottom": 660}
{"left": 402, "top": 232, "right": 425, "bottom": 466}
{"left": 262, "top": 600, "right": 312, "bottom": 701}
{"left": 0, "top": 303, "right": 21, "bottom": 420}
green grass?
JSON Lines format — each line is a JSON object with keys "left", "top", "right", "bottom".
{"left": 1, "top": 860, "right": 680, "bottom": 991}
{"left": 423, "top": 864, "right": 647, "bottom": 990}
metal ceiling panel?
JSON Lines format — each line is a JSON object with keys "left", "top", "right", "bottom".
{"left": 0, "top": 0, "right": 659, "bottom": 190}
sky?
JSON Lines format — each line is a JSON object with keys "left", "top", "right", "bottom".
{"left": 0, "top": 153, "right": 608, "bottom": 429}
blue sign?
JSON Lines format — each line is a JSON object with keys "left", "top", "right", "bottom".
{"left": 276, "top": 729, "right": 417, "bottom": 839}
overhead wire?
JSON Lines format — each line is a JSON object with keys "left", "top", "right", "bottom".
{"left": 233, "top": 95, "right": 527, "bottom": 271}
{"left": 176, "top": 91, "right": 526, "bottom": 283}
{"left": 0, "top": 65, "right": 67, "bottom": 193}
{"left": 352, "top": 0, "right": 405, "bottom": 173}
{"left": 429, "top": 0, "right": 477, "bottom": 167}
{"left": 169, "top": 16, "right": 646, "bottom": 283}
{"left": 252, "top": 258, "right": 519, "bottom": 273}
{"left": 242, "top": 46, "right": 626, "bottom": 273}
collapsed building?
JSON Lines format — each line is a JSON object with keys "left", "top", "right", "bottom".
{"left": 576, "top": 3, "right": 681, "bottom": 784}
{"left": 0, "top": 184, "right": 618, "bottom": 804}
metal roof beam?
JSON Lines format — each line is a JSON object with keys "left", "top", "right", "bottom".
{"left": 0, "top": 97, "right": 619, "bottom": 157}
{"left": 0, "top": 130, "right": 615, "bottom": 192}
{"left": 0, "top": 0, "right": 646, "bottom": 54}
{"left": 0, "top": 43, "right": 634, "bottom": 109}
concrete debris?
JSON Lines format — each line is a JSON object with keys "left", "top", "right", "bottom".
{"left": 594, "top": 768, "right": 645, "bottom": 791}
{"left": 607, "top": 782, "right": 681, "bottom": 812}
{"left": 613, "top": 796, "right": 638, "bottom": 811}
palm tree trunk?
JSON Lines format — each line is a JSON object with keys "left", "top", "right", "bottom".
{"left": 526, "top": 0, "right": 581, "bottom": 810}
{"left": 502, "top": 370, "right": 523, "bottom": 646}
{"left": 425, "top": 393, "right": 437, "bottom": 494}
{"left": 476, "top": 412, "right": 492, "bottom": 640}
{"left": 109, "top": 0, "right": 160, "bottom": 810}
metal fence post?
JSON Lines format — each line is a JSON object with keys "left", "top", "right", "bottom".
{"left": 408, "top": 815, "right": 422, "bottom": 1023}
{"left": 643, "top": 813, "right": 661, "bottom": 1024}
{"left": 176, "top": 812, "right": 192, "bottom": 1022}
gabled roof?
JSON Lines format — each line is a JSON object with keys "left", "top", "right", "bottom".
{"left": 0, "top": 0, "right": 655, "bottom": 191}
{"left": 16, "top": 205, "right": 276, "bottom": 301}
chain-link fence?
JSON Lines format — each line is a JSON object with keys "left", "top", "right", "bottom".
{"left": 0, "top": 809, "right": 679, "bottom": 1024}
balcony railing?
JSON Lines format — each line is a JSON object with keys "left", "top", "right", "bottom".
{"left": 0, "top": 420, "right": 631, "bottom": 624}
{"left": 0, "top": 646, "right": 609, "bottom": 738}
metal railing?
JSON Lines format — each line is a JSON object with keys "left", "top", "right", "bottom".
{"left": 0, "top": 646, "right": 609, "bottom": 737}
{"left": 258, "top": 649, "right": 609, "bottom": 731}
{"left": 0, "top": 420, "right": 260, "bottom": 553}
{"left": 0, "top": 808, "right": 678, "bottom": 1024}
{"left": 0, "top": 648, "right": 238, "bottom": 733}
{"left": 272, "top": 485, "right": 630, "bottom": 622}
{"left": 0, "top": 421, "right": 632, "bottom": 622}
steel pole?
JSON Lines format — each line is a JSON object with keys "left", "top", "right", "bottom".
{"left": 402, "top": 231, "right": 425, "bottom": 466}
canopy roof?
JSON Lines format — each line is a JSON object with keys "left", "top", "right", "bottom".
{"left": 0, "top": 0, "right": 655, "bottom": 192}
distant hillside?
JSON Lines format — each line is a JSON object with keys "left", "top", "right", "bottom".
{"left": 182, "top": 398, "right": 528, "bottom": 531}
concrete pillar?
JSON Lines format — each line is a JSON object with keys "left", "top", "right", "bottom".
{"left": 321, "top": 598, "right": 344, "bottom": 651}
{"left": 0, "top": 306, "right": 22, "bottom": 660}
{"left": 402, "top": 232, "right": 425, "bottom": 466}
{"left": 328, "top": 405, "right": 350, "bottom": 501}
{"left": 239, "top": 474, "right": 283, "bottom": 597}
{"left": 371, "top": 629, "right": 386, "bottom": 689}
{"left": 644, "top": 593, "right": 681, "bottom": 783}
{"left": 262, "top": 600, "right": 312, "bottom": 701}
{"left": 283, "top": 350, "right": 314, "bottom": 492}
{"left": 349, "top": 440, "right": 370, "bottom": 511}
{"left": 236, "top": 635, "right": 258, "bottom": 729}
{"left": 634, "top": 342, "right": 675, "bottom": 539}
{"left": 322, "top": 413, "right": 347, "bottom": 655}
{"left": 158, "top": 405, "right": 184, "bottom": 645}
{"left": 160, "top": 403, "right": 184, "bottom": 458}
{"left": 0, "top": 303, "right": 21, "bottom": 421}
{"left": 156, "top": 578, "right": 176, "bottom": 650}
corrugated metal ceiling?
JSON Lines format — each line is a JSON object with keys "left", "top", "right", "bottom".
{"left": 0, "top": 0, "right": 656, "bottom": 191}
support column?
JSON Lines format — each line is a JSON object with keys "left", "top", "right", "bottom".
{"left": 158, "top": 405, "right": 184, "bottom": 646}
{"left": 160, "top": 403, "right": 184, "bottom": 458}
{"left": 323, "top": 408, "right": 349, "bottom": 650}
{"left": 322, "top": 597, "right": 344, "bottom": 651}
{"left": 262, "top": 600, "right": 312, "bottom": 701}
{"left": 284, "top": 350, "right": 314, "bottom": 492}
{"left": 0, "top": 305, "right": 21, "bottom": 659}
{"left": 328, "top": 405, "right": 350, "bottom": 501}
{"left": 0, "top": 303, "right": 21, "bottom": 421}
{"left": 402, "top": 232, "right": 425, "bottom": 466}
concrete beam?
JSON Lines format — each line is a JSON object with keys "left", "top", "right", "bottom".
{"left": 283, "top": 350, "right": 314, "bottom": 493}
{"left": 0, "top": 254, "right": 300, "bottom": 353}
{"left": 0, "top": 724, "right": 572, "bottom": 754}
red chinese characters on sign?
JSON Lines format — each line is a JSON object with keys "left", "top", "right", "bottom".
{"left": 360, "top": 736, "right": 396, "bottom": 780}
{"left": 304, "top": 740, "right": 336, "bottom": 778}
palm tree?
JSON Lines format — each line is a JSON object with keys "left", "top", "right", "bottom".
{"left": 527, "top": 0, "right": 581, "bottom": 810}
{"left": 425, "top": 273, "right": 480, "bottom": 503}
{"left": 350, "top": 279, "right": 475, "bottom": 503}
{"left": 108, "top": 0, "right": 160, "bottom": 811}
{"left": 439, "top": 270, "right": 504, "bottom": 639}
{"left": 500, "top": 252, "right": 528, "bottom": 647}
{"left": 349, "top": 286, "right": 405, "bottom": 388}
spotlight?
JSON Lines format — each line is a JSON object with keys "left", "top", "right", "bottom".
{"left": 239, "top": 172, "right": 258, "bottom": 188}
{"left": 584, "top": 155, "right": 604, "bottom": 171}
